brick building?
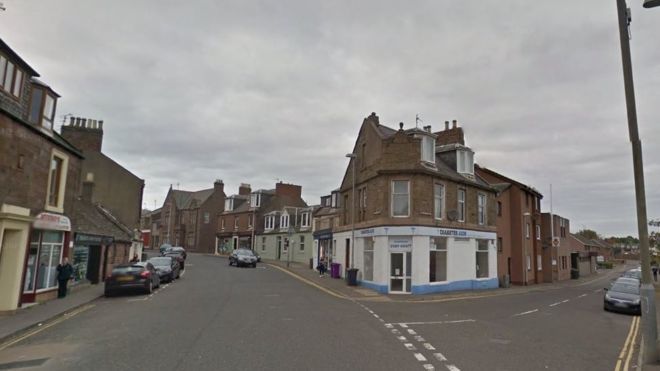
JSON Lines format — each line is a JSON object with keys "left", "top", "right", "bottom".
{"left": 475, "top": 166, "right": 543, "bottom": 286}
{"left": 0, "top": 38, "right": 83, "bottom": 311}
{"left": 312, "top": 191, "right": 341, "bottom": 268}
{"left": 160, "top": 180, "right": 225, "bottom": 253}
{"left": 332, "top": 113, "right": 498, "bottom": 294}
{"left": 540, "top": 213, "right": 572, "bottom": 282}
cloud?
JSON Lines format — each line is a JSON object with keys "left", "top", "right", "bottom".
{"left": 1, "top": 0, "right": 658, "bottom": 236}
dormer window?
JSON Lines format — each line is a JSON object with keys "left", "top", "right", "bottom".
{"left": 264, "top": 215, "right": 275, "bottom": 230}
{"left": 421, "top": 135, "right": 435, "bottom": 163}
{"left": 457, "top": 149, "right": 474, "bottom": 175}
{"left": 250, "top": 193, "right": 261, "bottom": 208}
{"left": 301, "top": 212, "right": 310, "bottom": 228}
{"left": 0, "top": 55, "right": 24, "bottom": 98}
{"left": 28, "top": 86, "right": 57, "bottom": 130}
{"left": 224, "top": 198, "right": 234, "bottom": 211}
{"left": 331, "top": 193, "right": 338, "bottom": 208}
{"left": 280, "top": 214, "right": 289, "bottom": 229}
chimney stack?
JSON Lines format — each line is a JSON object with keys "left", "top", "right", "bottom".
{"left": 238, "top": 183, "right": 251, "bottom": 196}
{"left": 60, "top": 116, "right": 105, "bottom": 153}
{"left": 452, "top": 119, "right": 457, "bottom": 129}
{"left": 214, "top": 179, "right": 224, "bottom": 194}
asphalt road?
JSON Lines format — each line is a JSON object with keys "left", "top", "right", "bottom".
{"left": 0, "top": 254, "right": 637, "bottom": 371}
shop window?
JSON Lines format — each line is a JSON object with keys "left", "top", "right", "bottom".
{"left": 391, "top": 180, "right": 410, "bottom": 217}
{"left": 363, "top": 238, "right": 374, "bottom": 281}
{"left": 476, "top": 239, "right": 489, "bottom": 278}
{"left": 430, "top": 237, "right": 448, "bottom": 282}
{"left": 434, "top": 183, "right": 445, "bottom": 220}
{"left": 34, "top": 231, "right": 64, "bottom": 290}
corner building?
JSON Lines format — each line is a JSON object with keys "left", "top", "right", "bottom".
{"left": 333, "top": 113, "right": 498, "bottom": 294}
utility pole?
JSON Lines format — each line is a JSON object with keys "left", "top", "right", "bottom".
{"left": 616, "top": 0, "right": 657, "bottom": 363}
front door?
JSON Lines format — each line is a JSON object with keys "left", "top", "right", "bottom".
{"left": 389, "top": 252, "right": 411, "bottom": 294}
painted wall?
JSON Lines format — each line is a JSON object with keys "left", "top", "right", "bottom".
{"left": 256, "top": 231, "right": 313, "bottom": 264}
{"left": 0, "top": 216, "right": 30, "bottom": 312}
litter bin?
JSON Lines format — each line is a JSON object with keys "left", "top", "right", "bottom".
{"left": 346, "top": 268, "right": 359, "bottom": 286}
{"left": 330, "top": 263, "right": 341, "bottom": 279}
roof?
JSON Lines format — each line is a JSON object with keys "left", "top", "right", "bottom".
{"left": 475, "top": 165, "right": 543, "bottom": 198}
{"left": 314, "top": 206, "right": 340, "bottom": 217}
{"left": 571, "top": 234, "right": 600, "bottom": 246}
{"left": 0, "top": 38, "right": 40, "bottom": 76}
{"left": 71, "top": 199, "right": 134, "bottom": 242}
{"left": 170, "top": 188, "right": 214, "bottom": 209}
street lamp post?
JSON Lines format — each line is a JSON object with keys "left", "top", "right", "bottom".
{"left": 346, "top": 153, "right": 357, "bottom": 270}
{"left": 615, "top": 0, "right": 659, "bottom": 364}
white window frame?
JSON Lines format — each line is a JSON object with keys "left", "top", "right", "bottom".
{"left": 476, "top": 239, "right": 489, "bottom": 278}
{"left": 250, "top": 193, "right": 261, "bottom": 207}
{"left": 264, "top": 215, "right": 275, "bottom": 231}
{"left": 429, "top": 237, "right": 448, "bottom": 283}
{"left": 280, "top": 214, "right": 289, "bottom": 229}
{"left": 234, "top": 216, "right": 238, "bottom": 230}
{"left": 331, "top": 193, "right": 338, "bottom": 208}
{"left": 536, "top": 224, "right": 541, "bottom": 240}
{"left": 363, "top": 238, "right": 375, "bottom": 282}
{"left": 434, "top": 183, "right": 445, "bottom": 220}
{"left": 391, "top": 180, "right": 410, "bottom": 218}
{"left": 225, "top": 198, "right": 234, "bottom": 211}
{"left": 221, "top": 218, "right": 225, "bottom": 230}
{"left": 45, "top": 149, "right": 69, "bottom": 213}
{"left": 477, "top": 193, "right": 486, "bottom": 225}
{"left": 421, "top": 135, "right": 435, "bottom": 163}
{"left": 301, "top": 212, "right": 310, "bottom": 228}
{"left": 299, "top": 235, "right": 305, "bottom": 251}
{"left": 457, "top": 189, "right": 465, "bottom": 222}
{"left": 526, "top": 223, "right": 530, "bottom": 239}
{"left": 457, "top": 149, "right": 474, "bottom": 175}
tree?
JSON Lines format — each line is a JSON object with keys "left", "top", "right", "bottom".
{"left": 576, "top": 229, "right": 600, "bottom": 240}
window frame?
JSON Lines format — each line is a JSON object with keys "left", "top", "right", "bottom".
{"left": 248, "top": 214, "right": 253, "bottom": 229}
{"left": 363, "top": 238, "right": 375, "bottom": 281}
{"left": 526, "top": 222, "right": 530, "bottom": 239}
{"left": 536, "top": 224, "right": 541, "bottom": 241}
{"left": 301, "top": 212, "right": 310, "bottom": 228}
{"left": 429, "top": 237, "right": 448, "bottom": 283}
{"left": 391, "top": 180, "right": 410, "bottom": 218}
{"left": 477, "top": 193, "right": 486, "bottom": 225}
{"left": 299, "top": 235, "right": 305, "bottom": 251}
{"left": 45, "top": 150, "right": 68, "bottom": 213}
{"left": 421, "top": 135, "right": 435, "bottom": 164}
{"left": 434, "top": 183, "right": 445, "bottom": 220}
{"left": 203, "top": 212, "right": 210, "bottom": 224}
{"left": 280, "top": 213, "right": 289, "bottom": 229}
{"left": 457, "top": 189, "right": 466, "bottom": 222}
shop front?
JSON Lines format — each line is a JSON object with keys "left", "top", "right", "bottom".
{"left": 333, "top": 226, "right": 498, "bottom": 295}
{"left": 313, "top": 229, "right": 333, "bottom": 268}
{"left": 72, "top": 233, "right": 113, "bottom": 284}
{"left": 21, "top": 212, "right": 72, "bottom": 304}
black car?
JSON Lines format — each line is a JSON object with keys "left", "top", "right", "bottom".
{"left": 604, "top": 278, "right": 641, "bottom": 315}
{"left": 229, "top": 249, "right": 258, "bottom": 267}
{"left": 148, "top": 256, "right": 180, "bottom": 283}
{"left": 105, "top": 262, "right": 160, "bottom": 296}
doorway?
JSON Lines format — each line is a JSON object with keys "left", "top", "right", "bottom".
{"left": 389, "top": 252, "right": 411, "bottom": 293}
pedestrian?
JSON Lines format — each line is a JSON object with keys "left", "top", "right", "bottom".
{"left": 56, "top": 257, "right": 73, "bottom": 298}
{"left": 652, "top": 263, "right": 658, "bottom": 282}
{"left": 130, "top": 253, "right": 139, "bottom": 263}
{"left": 317, "top": 258, "right": 327, "bottom": 277}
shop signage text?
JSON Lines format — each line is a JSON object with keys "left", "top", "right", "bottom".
{"left": 33, "top": 212, "right": 71, "bottom": 231}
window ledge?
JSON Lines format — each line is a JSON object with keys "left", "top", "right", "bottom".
{"left": 44, "top": 205, "right": 64, "bottom": 214}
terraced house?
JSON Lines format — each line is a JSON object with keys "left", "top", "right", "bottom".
{"left": 333, "top": 113, "right": 498, "bottom": 294}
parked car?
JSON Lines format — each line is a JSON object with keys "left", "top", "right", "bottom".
{"left": 229, "top": 249, "right": 258, "bottom": 267}
{"left": 105, "top": 262, "right": 160, "bottom": 296}
{"left": 170, "top": 246, "right": 187, "bottom": 260}
{"left": 604, "top": 277, "right": 641, "bottom": 315}
{"left": 159, "top": 243, "right": 173, "bottom": 255}
{"left": 252, "top": 250, "right": 261, "bottom": 262}
{"left": 148, "top": 256, "right": 180, "bottom": 283}
{"left": 622, "top": 268, "right": 642, "bottom": 281}
{"left": 164, "top": 250, "right": 186, "bottom": 270}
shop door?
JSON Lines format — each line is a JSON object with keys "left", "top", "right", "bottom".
{"left": 87, "top": 245, "right": 101, "bottom": 284}
{"left": 390, "top": 252, "right": 411, "bottom": 293}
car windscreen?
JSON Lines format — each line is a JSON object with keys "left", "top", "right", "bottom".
{"left": 149, "top": 258, "right": 172, "bottom": 266}
{"left": 236, "top": 250, "right": 254, "bottom": 256}
{"left": 112, "top": 266, "right": 144, "bottom": 274}
{"left": 611, "top": 283, "right": 639, "bottom": 295}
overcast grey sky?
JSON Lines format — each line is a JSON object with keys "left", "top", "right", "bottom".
{"left": 2, "top": 0, "right": 658, "bottom": 237}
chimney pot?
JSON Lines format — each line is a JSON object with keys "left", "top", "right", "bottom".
{"left": 69, "top": 117, "right": 75, "bottom": 126}
{"left": 98, "top": 120, "right": 104, "bottom": 130}
{"left": 81, "top": 118, "right": 87, "bottom": 128}
{"left": 399, "top": 122, "right": 404, "bottom": 130}
{"left": 75, "top": 117, "right": 81, "bottom": 127}
{"left": 444, "top": 121, "right": 449, "bottom": 130}
{"left": 452, "top": 119, "right": 457, "bottom": 129}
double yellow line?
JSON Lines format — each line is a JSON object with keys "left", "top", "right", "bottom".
{"left": 615, "top": 315, "right": 640, "bottom": 371}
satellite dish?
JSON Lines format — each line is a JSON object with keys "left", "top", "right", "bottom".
{"left": 447, "top": 210, "right": 458, "bottom": 221}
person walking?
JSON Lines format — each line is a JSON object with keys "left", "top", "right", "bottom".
{"left": 56, "top": 257, "right": 73, "bottom": 298}
{"left": 652, "top": 262, "right": 658, "bottom": 282}
{"left": 317, "top": 257, "right": 327, "bottom": 277}
{"left": 130, "top": 253, "right": 139, "bottom": 263}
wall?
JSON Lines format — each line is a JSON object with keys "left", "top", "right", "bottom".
{"left": 196, "top": 188, "right": 225, "bottom": 254}
{"left": 0, "top": 217, "right": 30, "bottom": 312}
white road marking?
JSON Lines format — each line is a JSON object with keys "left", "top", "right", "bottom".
{"left": 373, "top": 314, "right": 380, "bottom": 319}
{"left": 385, "top": 323, "right": 394, "bottom": 328}
{"left": 368, "top": 310, "right": 374, "bottom": 314}
{"left": 180, "top": 270, "right": 186, "bottom": 277}
{"left": 404, "top": 343, "right": 416, "bottom": 351}
{"left": 127, "top": 296, "right": 149, "bottom": 302}
{"left": 378, "top": 318, "right": 385, "bottom": 322}
{"left": 407, "top": 329, "right": 417, "bottom": 335}
{"left": 578, "top": 294, "right": 588, "bottom": 298}
{"left": 398, "top": 319, "right": 475, "bottom": 326}
{"left": 424, "top": 343, "right": 436, "bottom": 350}
{"left": 392, "top": 329, "right": 401, "bottom": 335}
{"left": 423, "top": 364, "right": 435, "bottom": 370}
{"left": 434, "top": 353, "right": 447, "bottom": 362}
{"left": 445, "top": 365, "right": 461, "bottom": 371}
{"left": 414, "top": 335, "right": 426, "bottom": 342}
{"left": 414, "top": 353, "right": 427, "bottom": 362}
{"left": 549, "top": 302, "right": 561, "bottom": 307}
{"left": 561, "top": 299, "right": 569, "bottom": 303}
{"left": 594, "top": 289, "right": 601, "bottom": 293}
{"left": 397, "top": 336, "right": 408, "bottom": 342}
{"left": 512, "top": 309, "right": 538, "bottom": 317}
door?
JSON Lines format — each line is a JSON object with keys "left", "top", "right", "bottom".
{"left": 389, "top": 252, "right": 411, "bottom": 293}
{"left": 87, "top": 245, "right": 101, "bottom": 284}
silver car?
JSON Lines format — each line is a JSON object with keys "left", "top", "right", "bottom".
{"left": 229, "top": 249, "right": 258, "bottom": 268}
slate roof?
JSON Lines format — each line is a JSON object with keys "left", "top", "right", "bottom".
{"left": 171, "top": 188, "right": 214, "bottom": 209}
{"left": 571, "top": 234, "right": 599, "bottom": 246}
{"left": 71, "top": 199, "right": 134, "bottom": 242}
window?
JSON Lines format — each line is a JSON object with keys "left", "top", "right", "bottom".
{"left": 299, "top": 235, "right": 305, "bottom": 251}
{"left": 46, "top": 153, "right": 67, "bottom": 210}
{"left": 361, "top": 143, "right": 367, "bottom": 169}
{"left": 434, "top": 184, "right": 445, "bottom": 220}
{"left": 33, "top": 231, "right": 64, "bottom": 290}
{"left": 363, "top": 238, "right": 374, "bottom": 281}
{"left": 221, "top": 218, "right": 226, "bottom": 230}
{"left": 3, "top": 60, "right": 14, "bottom": 94}
{"left": 265, "top": 215, "right": 275, "bottom": 230}
{"left": 42, "top": 94, "right": 55, "bottom": 129}
{"left": 343, "top": 194, "right": 349, "bottom": 223}
{"left": 331, "top": 193, "right": 338, "bottom": 208}
{"left": 526, "top": 255, "right": 531, "bottom": 271}
{"left": 526, "top": 223, "right": 530, "bottom": 239}
{"left": 358, "top": 187, "right": 367, "bottom": 222}
{"left": 537, "top": 254, "right": 542, "bottom": 271}
{"left": 301, "top": 212, "right": 310, "bottom": 228}
{"left": 248, "top": 214, "right": 253, "bottom": 228}
{"left": 280, "top": 214, "right": 289, "bottom": 229}
{"left": 12, "top": 69, "right": 22, "bottom": 97}
{"left": 477, "top": 193, "right": 486, "bottom": 225}
{"left": 204, "top": 212, "right": 210, "bottom": 224}
{"left": 430, "top": 237, "right": 447, "bottom": 282}
{"left": 457, "top": 150, "right": 474, "bottom": 174}
{"left": 0, "top": 56, "right": 6, "bottom": 88}
{"left": 497, "top": 201, "right": 502, "bottom": 217}
{"left": 28, "top": 88, "right": 43, "bottom": 124}
{"left": 261, "top": 236, "right": 266, "bottom": 251}
{"left": 391, "top": 180, "right": 410, "bottom": 217}
{"left": 1, "top": 57, "right": 24, "bottom": 98}
{"left": 421, "top": 135, "right": 435, "bottom": 163}
{"left": 250, "top": 193, "right": 261, "bottom": 207}
{"left": 457, "top": 189, "right": 465, "bottom": 222}
{"left": 497, "top": 237, "right": 503, "bottom": 253}
{"left": 476, "top": 239, "right": 489, "bottom": 278}
{"left": 234, "top": 217, "right": 239, "bottom": 230}
{"left": 536, "top": 224, "right": 541, "bottom": 240}
{"left": 224, "top": 198, "right": 234, "bottom": 211}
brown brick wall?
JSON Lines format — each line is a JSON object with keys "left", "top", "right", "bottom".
{"left": 61, "top": 125, "right": 103, "bottom": 152}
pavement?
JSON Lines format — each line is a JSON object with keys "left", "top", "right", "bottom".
{"left": 0, "top": 254, "right": 646, "bottom": 370}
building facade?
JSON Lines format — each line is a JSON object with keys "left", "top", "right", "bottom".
{"left": 332, "top": 113, "right": 498, "bottom": 294}
{"left": 0, "top": 38, "right": 83, "bottom": 310}
{"left": 312, "top": 192, "right": 340, "bottom": 268}
{"left": 475, "top": 166, "right": 544, "bottom": 286}
{"left": 540, "top": 213, "right": 572, "bottom": 282}
{"left": 258, "top": 205, "right": 315, "bottom": 264}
